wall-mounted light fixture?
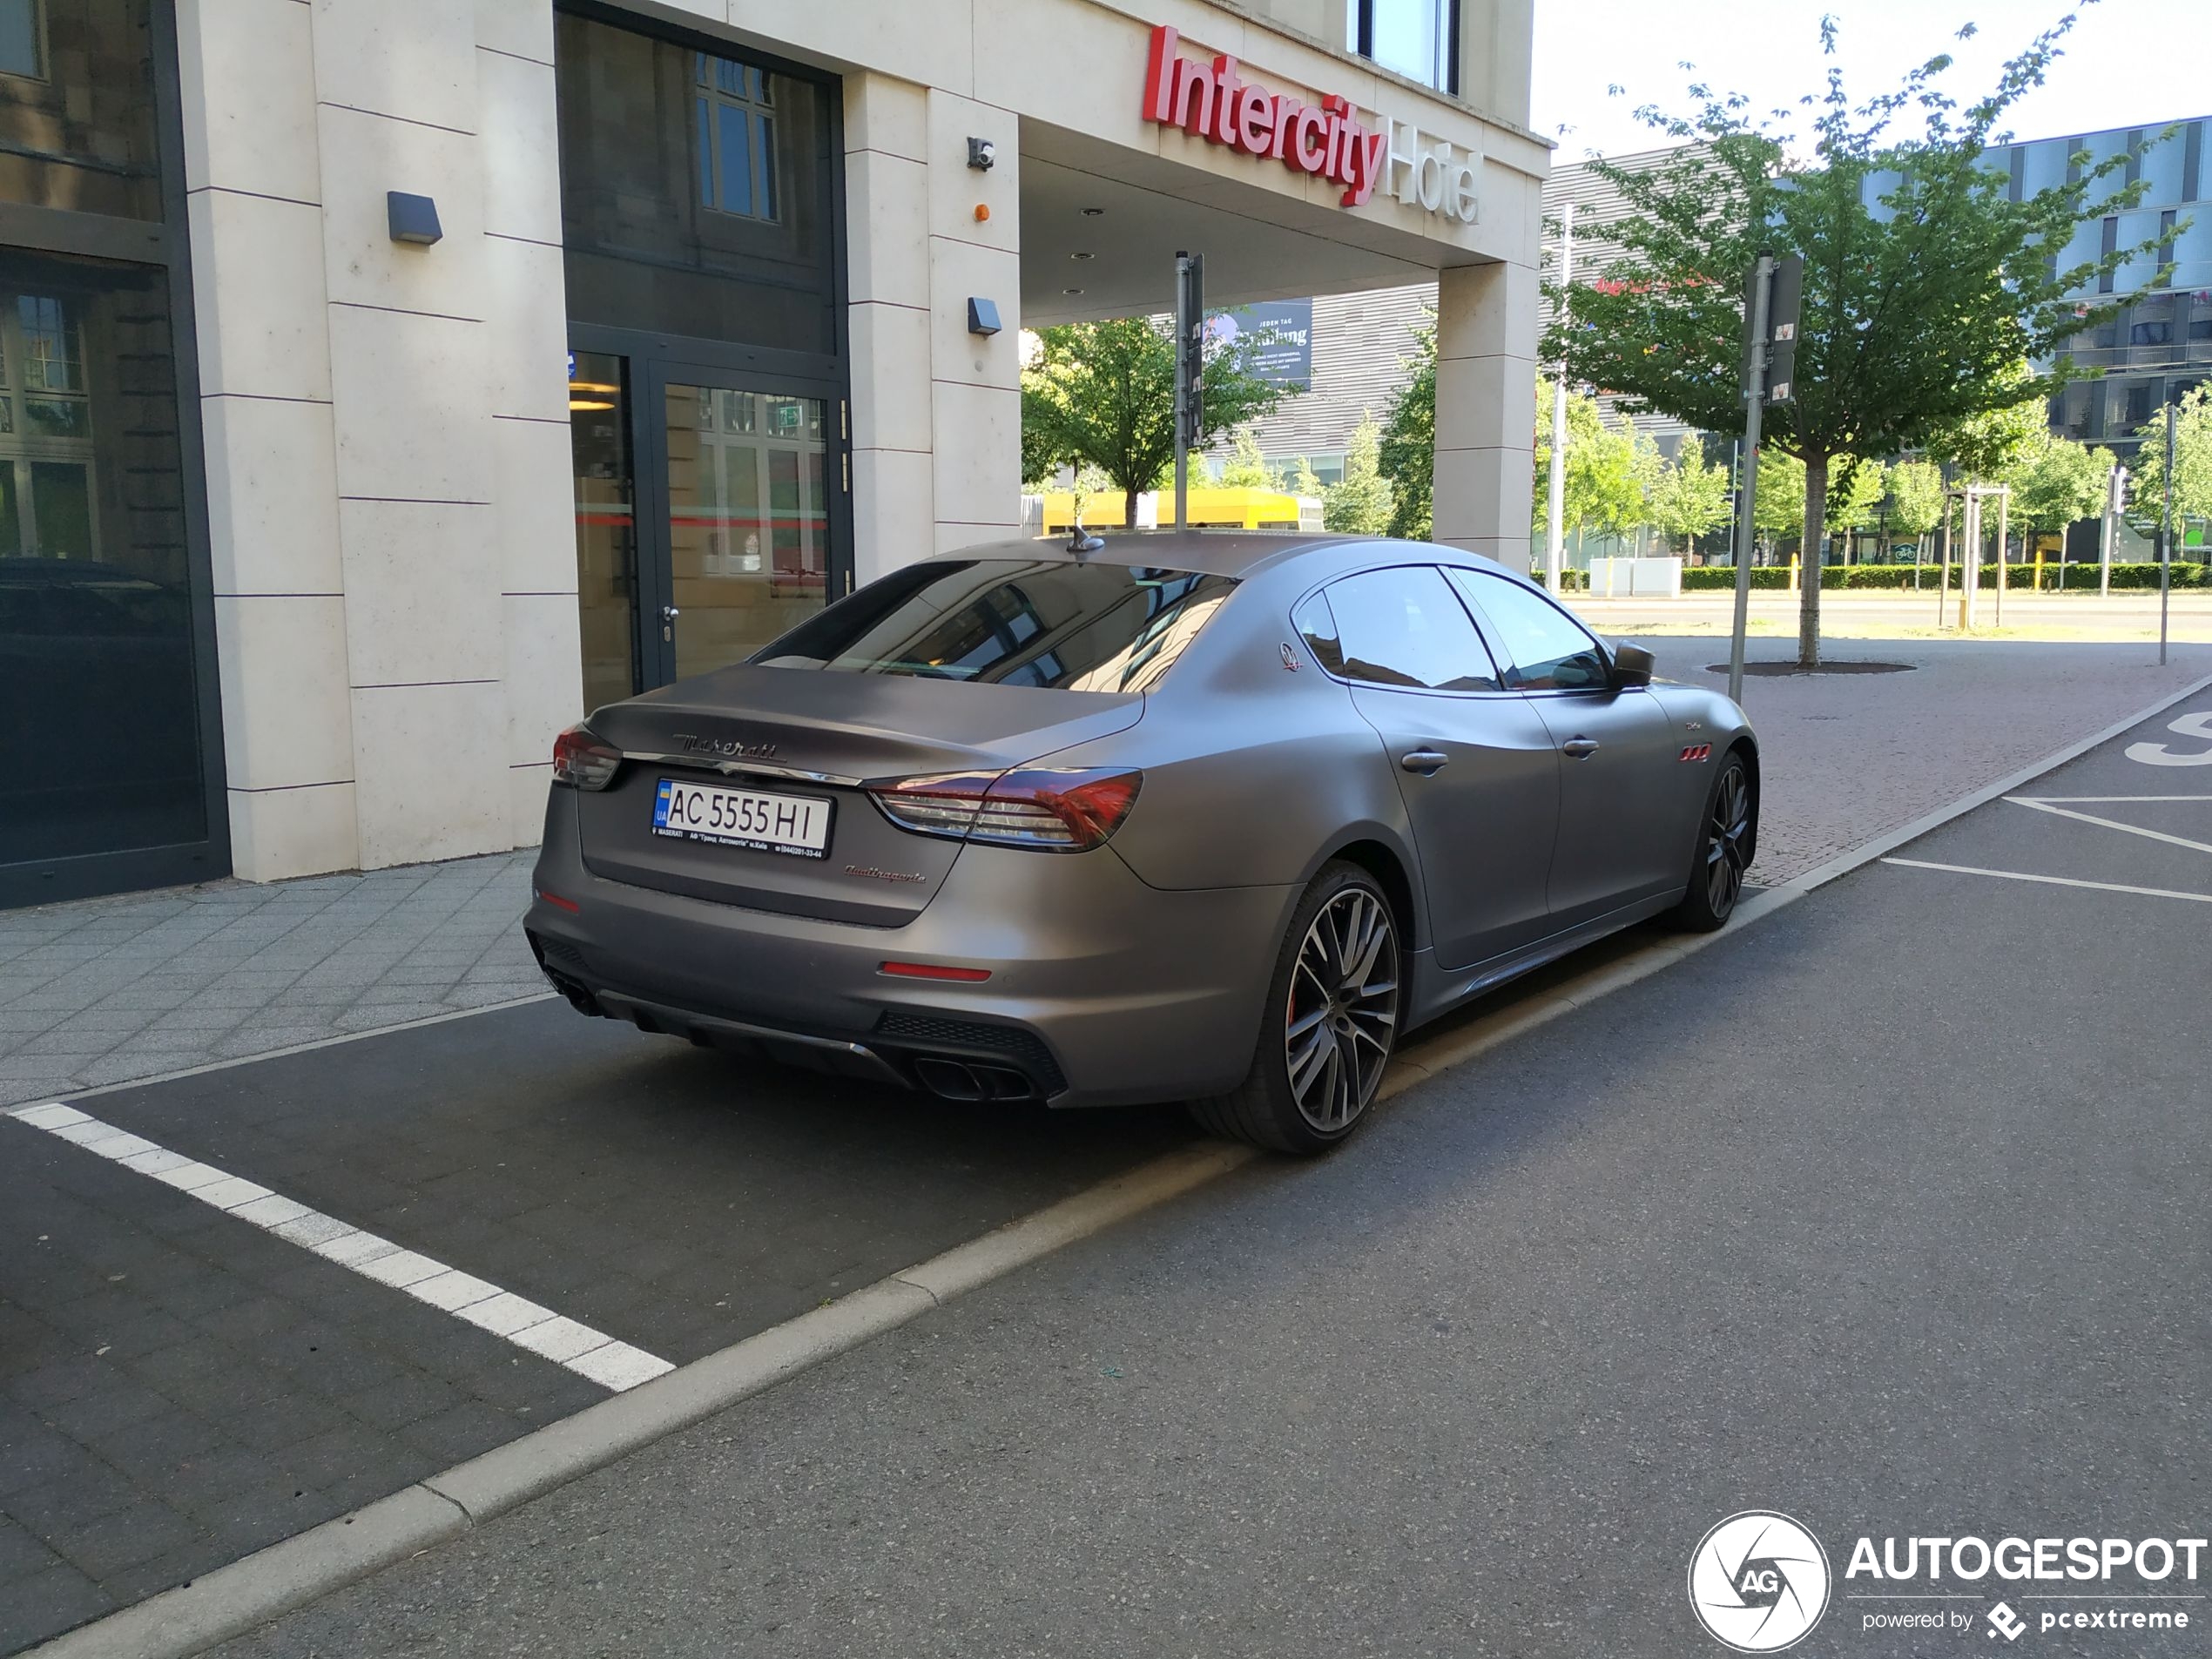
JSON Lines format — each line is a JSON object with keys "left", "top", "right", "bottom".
{"left": 967, "top": 297, "right": 1002, "bottom": 336}
{"left": 968, "top": 137, "right": 996, "bottom": 171}
{"left": 387, "top": 191, "right": 442, "bottom": 246}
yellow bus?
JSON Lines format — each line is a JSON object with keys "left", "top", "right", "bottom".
{"left": 1038, "top": 486, "right": 1322, "bottom": 534}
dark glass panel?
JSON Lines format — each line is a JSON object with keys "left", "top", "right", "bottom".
{"left": 556, "top": 12, "right": 833, "bottom": 354}
{"left": 0, "top": 0, "right": 162, "bottom": 220}
{"left": 0, "top": 247, "right": 206, "bottom": 863}
{"left": 570, "top": 348, "right": 637, "bottom": 714}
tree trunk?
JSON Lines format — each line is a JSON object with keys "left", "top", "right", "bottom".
{"left": 1798, "top": 451, "right": 1828, "bottom": 668}
{"left": 1123, "top": 487, "right": 1141, "bottom": 529}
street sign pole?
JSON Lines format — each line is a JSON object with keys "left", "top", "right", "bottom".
{"left": 1726, "top": 254, "right": 1775, "bottom": 706}
{"left": 2161, "top": 401, "right": 2176, "bottom": 667}
{"left": 1994, "top": 487, "right": 2009, "bottom": 626}
{"left": 2099, "top": 463, "right": 2121, "bottom": 599}
{"left": 1172, "top": 251, "right": 1204, "bottom": 532}
{"left": 1544, "top": 203, "right": 1575, "bottom": 594}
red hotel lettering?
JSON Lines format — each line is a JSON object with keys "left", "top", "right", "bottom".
{"left": 1142, "top": 24, "right": 1382, "bottom": 207}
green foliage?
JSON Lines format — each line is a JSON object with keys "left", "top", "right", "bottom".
{"left": 2127, "top": 385, "right": 2212, "bottom": 528}
{"left": 1217, "top": 427, "right": 1278, "bottom": 489}
{"left": 1322, "top": 413, "right": 1396, "bottom": 535}
{"left": 1753, "top": 450, "right": 1808, "bottom": 539}
{"left": 2006, "top": 429, "right": 2114, "bottom": 534}
{"left": 1286, "top": 455, "right": 1325, "bottom": 498}
{"left": 1533, "top": 377, "right": 1649, "bottom": 541}
{"left": 1675, "top": 561, "right": 2208, "bottom": 591}
{"left": 1925, "top": 372, "right": 2047, "bottom": 482}
{"left": 1378, "top": 313, "right": 1437, "bottom": 540}
{"left": 1826, "top": 458, "right": 1888, "bottom": 532}
{"left": 1021, "top": 317, "right": 1291, "bottom": 526}
{"left": 1546, "top": 10, "right": 2161, "bottom": 662}
{"left": 1646, "top": 440, "right": 1733, "bottom": 553}
{"left": 1885, "top": 458, "right": 1946, "bottom": 538}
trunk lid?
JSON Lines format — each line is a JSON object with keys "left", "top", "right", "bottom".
{"left": 577, "top": 665, "right": 1143, "bottom": 925}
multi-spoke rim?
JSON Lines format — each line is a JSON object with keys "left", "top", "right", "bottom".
{"left": 1284, "top": 887, "right": 1399, "bottom": 1133}
{"left": 1705, "top": 761, "right": 1751, "bottom": 917}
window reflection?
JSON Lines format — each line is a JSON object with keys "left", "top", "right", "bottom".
{"left": 570, "top": 349, "right": 637, "bottom": 713}
{"left": 0, "top": 0, "right": 160, "bottom": 219}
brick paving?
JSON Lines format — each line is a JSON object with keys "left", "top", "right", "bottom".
{"left": 0, "top": 853, "right": 543, "bottom": 1113}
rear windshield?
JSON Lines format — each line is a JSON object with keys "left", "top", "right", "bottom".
{"left": 753, "top": 559, "right": 1237, "bottom": 694}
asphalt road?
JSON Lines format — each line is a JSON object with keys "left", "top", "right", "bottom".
{"left": 195, "top": 698, "right": 2212, "bottom": 1656}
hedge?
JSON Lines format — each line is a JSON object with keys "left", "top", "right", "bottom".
{"left": 1669, "top": 562, "right": 2208, "bottom": 593}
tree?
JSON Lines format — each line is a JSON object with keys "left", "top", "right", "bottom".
{"left": 1217, "top": 427, "right": 1278, "bottom": 489}
{"left": 1646, "top": 441, "right": 1733, "bottom": 556}
{"left": 1887, "top": 458, "right": 1946, "bottom": 555}
{"left": 1925, "top": 374, "right": 2047, "bottom": 483}
{"left": 1286, "top": 455, "right": 1325, "bottom": 499}
{"left": 1022, "top": 318, "right": 1292, "bottom": 527}
{"left": 1378, "top": 312, "right": 1437, "bottom": 540}
{"left": 1532, "top": 377, "right": 1648, "bottom": 546}
{"left": 2006, "top": 430, "right": 2112, "bottom": 556}
{"left": 1753, "top": 451, "right": 1808, "bottom": 551}
{"left": 2127, "top": 385, "right": 2212, "bottom": 535}
{"left": 1827, "top": 458, "right": 1888, "bottom": 556}
{"left": 1323, "top": 412, "right": 1396, "bottom": 534}
{"left": 1548, "top": 11, "right": 2159, "bottom": 664}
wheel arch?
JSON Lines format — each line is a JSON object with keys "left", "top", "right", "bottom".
{"left": 1724, "top": 737, "right": 1760, "bottom": 867}
{"left": 1319, "top": 835, "right": 1421, "bottom": 956}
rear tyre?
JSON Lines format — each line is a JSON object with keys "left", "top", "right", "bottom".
{"left": 1669, "top": 750, "right": 1754, "bottom": 933}
{"left": 1188, "top": 862, "right": 1401, "bottom": 1156}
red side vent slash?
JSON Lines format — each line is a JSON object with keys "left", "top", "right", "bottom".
{"left": 1679, "top": 744, "right": 1712, "bottom": 763}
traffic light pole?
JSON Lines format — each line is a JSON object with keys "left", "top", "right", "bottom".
{"left": 1172, "top": 251, "right": 1204, "bottom": 533}
{"left": 1726, "top": 255, "right": 1773, "bottom": 707}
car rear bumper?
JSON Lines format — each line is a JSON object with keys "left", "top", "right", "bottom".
{"left": 526, "top": 789, "right": 1296, "bottom": 1107}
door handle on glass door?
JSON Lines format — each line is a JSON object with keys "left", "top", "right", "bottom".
{"left": 1399, "top": 750, "right": 1449, "bottom": 776}
{"left": 1561, "top": 738, "right": 1600, "bottom": 759}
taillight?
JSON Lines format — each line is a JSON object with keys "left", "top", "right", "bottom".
{"left": 870, "top": 768, "right": 1143, "bottom": 853}
{"left": 550, "top": 724, "right": 621, "bottom": 790}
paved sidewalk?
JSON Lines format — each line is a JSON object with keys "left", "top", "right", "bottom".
{"left": 2, "top": 637, "right": 2206, "bottom": 1114}
{"left": 0, "top": 853, "right": 542, "bottom": 1112}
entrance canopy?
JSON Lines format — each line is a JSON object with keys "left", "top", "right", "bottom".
{"left": 1021, "top": 118, "right": 1471, "bottom": 326}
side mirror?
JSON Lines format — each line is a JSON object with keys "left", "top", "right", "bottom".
{"left": 1610, "top": 642, "right": 1655, "bottom": 688}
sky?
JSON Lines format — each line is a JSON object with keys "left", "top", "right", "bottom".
{"left": 1530, "top": 0, "right": 2207, "bottom": 164}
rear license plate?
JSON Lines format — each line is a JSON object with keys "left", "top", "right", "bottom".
{"left": 651, "top": 778, "right": 833, "bottom": 859}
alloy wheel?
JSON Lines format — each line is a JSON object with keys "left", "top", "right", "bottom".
{"left": 1705, "top": 762, "right": 1751, "bottom": 918}
{"left": 1284, "top": 887, "right": 1399, "bottom": 1133}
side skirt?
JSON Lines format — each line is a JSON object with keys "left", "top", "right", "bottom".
{"left": 1402, "top": 890, "right": 1685, "bottom": 1031}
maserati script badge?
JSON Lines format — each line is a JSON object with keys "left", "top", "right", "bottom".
{"left": 674, "top": 732, "right": 779, "bottom": 761}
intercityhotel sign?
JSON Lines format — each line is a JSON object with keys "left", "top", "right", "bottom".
{"left": 1140, "top": 25, "right": 1479, "bottom": 222}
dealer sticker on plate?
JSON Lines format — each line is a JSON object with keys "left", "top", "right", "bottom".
{"left": 651, "top": 778, "right": 833, "bottom": 858}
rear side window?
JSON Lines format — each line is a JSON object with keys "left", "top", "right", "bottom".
{"left": 1305, "top": 565, "right": 1501, "bottom": 692}
{"left": 1447, "top": 569, "right": 1609, "bottom": 691}
{"left": 755, "top": 558, "right": 1237, "bottom": 694}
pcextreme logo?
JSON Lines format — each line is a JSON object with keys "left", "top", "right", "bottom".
{"left": 1689, "top": 1512, "right": 1832, "bottom": 1652}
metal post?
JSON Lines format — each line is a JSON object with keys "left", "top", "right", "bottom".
{"left": 1172, "top": 251, "right": 1192, "bottom": 532}
{"left": 1994, "top": 487, "right": 2008, "bottom": 627}
{"left": 1726, "top": 253, "right": 1774, "bottom": 706}
{"left": 1545, "top": 204, "right": 1575, "bottom": 594}
{"left": 1937, "top": 492, "right": 1952, "bottom": 625}
{"left": 2100, "top": 463, "right": 2122, "bottom": 598}
{"left": 2161, "top": 401, "right": 2176, "bottom": 667}
{"left": 1962, "top": 489, "right": 1982, "bottom": 631}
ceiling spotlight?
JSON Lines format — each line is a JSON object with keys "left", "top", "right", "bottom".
{"left": 1062, "top": 287, "right": 1085, "bottom": 295}
{"left": 1081, "top": 206, "right": 1104, "bottom": 217}
{"left": 1069, "top": 252, "right": 1094, "bottom": 260}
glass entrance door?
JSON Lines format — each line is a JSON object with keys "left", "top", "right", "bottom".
{"left": 658, "top": 375, "right": 832, "bottom": 680}
{"left": 568, "top": 349, "right": 847, "bottom": 705}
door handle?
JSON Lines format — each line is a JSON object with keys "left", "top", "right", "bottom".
{"left": 660, "top": 605, "right": 681, "bottom": 622}
{"left": 1561, "top": 738, "right": 1600, "bottom": 759}
{"left": 1399, "top": 749, "right": 1449, "bottom": 776}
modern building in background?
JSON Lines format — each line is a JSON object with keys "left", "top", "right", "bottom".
{"left": 0, "top": 0, "right": 1547, "bottom": 907}
{"left": 1227, "top": 146, "right": 1689, "bottom": 485}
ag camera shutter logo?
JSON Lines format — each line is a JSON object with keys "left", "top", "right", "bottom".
{"left": 1689, "top": 1511, "right": 1832, "bottom": 1652}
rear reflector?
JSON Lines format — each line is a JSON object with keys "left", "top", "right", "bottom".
{"left": 879, "top": 961, "right": 993, "bottom": 982}
{"left": 870, "top": 768, "right": 1142, "bottom": 853}
{"left": 534, "top": 888, "right": 581, "bottom": 914}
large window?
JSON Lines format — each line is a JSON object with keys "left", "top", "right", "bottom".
{"left": 1348, "top": 0, "right": 1460, "bottom": 96}
{"left": 1450, "top": 570, "right": 1609, "bottom": 691}
{"left": 556, "top": 11, "right": 834, "bottom": 353}
{"left": 1300, "top": 566, "right": 1500, "bottom": 692}
{"left": 0, "top": 1, "right": 219, "bottom": 904}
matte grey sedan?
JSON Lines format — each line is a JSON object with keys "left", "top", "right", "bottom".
{"left": 526, "top": 534, "right": 1756, "bottom": 1152}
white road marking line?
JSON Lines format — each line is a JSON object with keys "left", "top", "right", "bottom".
{"left": 3, "top": 1102, "right": 672, "bottom": 1393}
{"left": 2014, "top": 795, "right": 2212, "bottom": 803}
{"left": 2004, "top": 796, "right": 2212, "bottom": 856}
{"left": 1880, "top": 857, "right": 2212, "bottom": 905}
